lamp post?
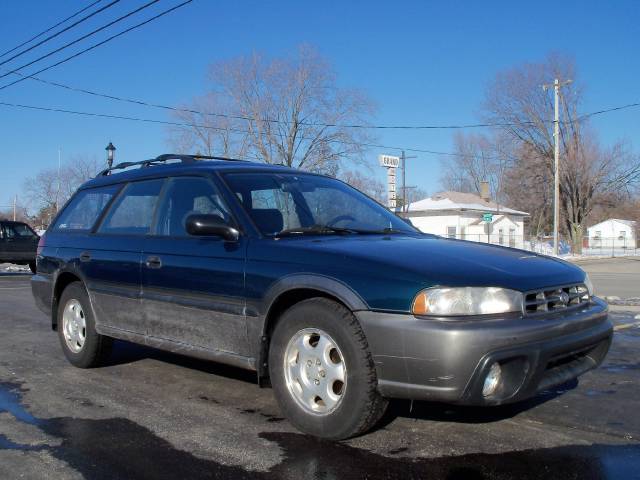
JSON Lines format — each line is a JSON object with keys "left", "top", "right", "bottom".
{"left": 105, "top": 142, "right": 116, "bottom": 169}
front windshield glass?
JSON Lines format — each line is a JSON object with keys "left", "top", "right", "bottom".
{"left": 223, "top": 172, "right": 417, "bottom": 236}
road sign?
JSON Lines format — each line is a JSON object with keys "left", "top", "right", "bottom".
{"left": 483, "top": 213, "right": 493, "bottom": 222}
{"left": 379, "top": 154, "right": 400, "bottom": 168}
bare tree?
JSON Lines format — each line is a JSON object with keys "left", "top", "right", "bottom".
{"left": 339, "top": 170, "right": 386, "bottom": 203}
{"left": 477, "top": 53, "right": 639, "bottom": 252}
{"left": 23, "top": 155, "right": 101, "bottom": 225}
{"left": 169, "top": 45, "right": 376, "bottom": 174}
{"left": 167, "top": 93, "right": 249, "bottom": 157}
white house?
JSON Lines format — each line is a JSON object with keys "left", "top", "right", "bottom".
{"left": 397, "top": 191, "right": 529, "bottom": 248}
{"left": 586, "top": 219, "right": 637, "bottom": 249}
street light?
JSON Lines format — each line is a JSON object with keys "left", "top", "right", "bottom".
{"left": 105, "top": 142, "right": 116, "bottom": 168}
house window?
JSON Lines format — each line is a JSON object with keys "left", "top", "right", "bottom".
{"left": 498, "top": 228, "right": 504, "bottom": 245}
{"left": 594, "top": 231, "right": 601, "bottom": 238}
{"left": 447, "top": 226, "right": 456, "bottom": 239}
{"left": 509, "top": 228, "right": 516, "bottom": 247}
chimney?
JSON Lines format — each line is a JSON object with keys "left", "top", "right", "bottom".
{"left": 480, "top": 181, "right": 491, "bottom": 203}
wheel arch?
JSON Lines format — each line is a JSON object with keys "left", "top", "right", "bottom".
{"left": 52, "top": 271, "right": 84, "bottom": 330}
{"left": 257, "top": 275, "right": 369, "bottom": 384}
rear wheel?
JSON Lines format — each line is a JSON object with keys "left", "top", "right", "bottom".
{"left": 57, "top": 282, "right": 112, "bottom": 368}
{"left": 28, "top": 261, "right": 36, "bottom": 274}
{"left": 269, "top": 298, "right": 388, "bottom": 439}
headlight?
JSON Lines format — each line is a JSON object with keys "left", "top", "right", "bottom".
{"left": 583, "top": 273, "right": 594, "bottom": 297}
{"left": 412, "top": 287, "right": 523, "bottom": 316}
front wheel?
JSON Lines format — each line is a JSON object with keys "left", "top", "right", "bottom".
{"left": 28, "top": 261, "right": 36, "bottom": 274}
{"left": 57, "top": 282, "right": 112, "bottom": 368}
{"left": 269, "top": 298, "right": 388, "bottom": 439}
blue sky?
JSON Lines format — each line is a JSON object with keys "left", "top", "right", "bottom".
{"left": 1, "top": 0, "right": 639, "bottom": 210}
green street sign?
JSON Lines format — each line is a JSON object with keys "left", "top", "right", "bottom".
{"left": 482, "top": 213, "right": 493, "bottom": 222}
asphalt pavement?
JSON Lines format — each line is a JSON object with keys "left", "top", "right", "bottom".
{"left": 576, "top": 257, "right": 640, "bottom": 299}
{"left": 1, "top": 272, "right": 639, "bottom": 479}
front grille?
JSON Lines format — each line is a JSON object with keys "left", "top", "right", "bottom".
{"left": 524, "top": 284, "right": 590, "bottom": 314}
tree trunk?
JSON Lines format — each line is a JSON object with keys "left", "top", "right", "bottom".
{"left": 569, "top": 222, "right": 583, "bottom": 255}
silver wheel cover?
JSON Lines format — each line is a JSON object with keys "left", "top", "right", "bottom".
{"left": 283, "top": 328, "right": 347, "bottom": 415}
{"left": 62, "top": 299, "right": 87, "bottom": 353}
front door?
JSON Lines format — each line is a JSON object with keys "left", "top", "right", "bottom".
{"left": 141, "top": 176, "right": 248, "bottom": 357}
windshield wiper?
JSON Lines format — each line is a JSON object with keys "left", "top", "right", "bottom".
{"left": 274, "top": 225, "right": 358, "bottom": 237}
{"left": 274, "top": 225, "right": 410, "bottom": 237}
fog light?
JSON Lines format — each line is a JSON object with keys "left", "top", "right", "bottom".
{"left": 482, "top": 362, "right": 502, "bottom": 397}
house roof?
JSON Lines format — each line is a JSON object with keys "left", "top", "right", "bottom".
{"left": 397, "top": 191, "right": 529, "bottom": 216}
{"left": 588, "top": 218, "right": 637, "bottom": 229}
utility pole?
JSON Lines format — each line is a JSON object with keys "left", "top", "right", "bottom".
{"left": 401, "top": 150, "right": 417, "bottom": 213}
{"left": 13, "top": 195, "right": 17, "bottom": 221}
{"left": 543, "top": 78, "right": 572, "bottom": 256}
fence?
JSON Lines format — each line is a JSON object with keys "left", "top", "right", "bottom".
{"left": 445, "top": 233, "right": 639, "bottom": 257}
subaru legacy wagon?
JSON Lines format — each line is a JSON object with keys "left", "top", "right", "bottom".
{"left": 31, "top": 154, "right": 612, "bottom": 439}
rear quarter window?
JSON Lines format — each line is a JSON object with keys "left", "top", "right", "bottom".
{"left": 53, "top": 185, "right": 120, "bottom": 232}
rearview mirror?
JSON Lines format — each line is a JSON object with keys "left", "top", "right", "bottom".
{"left": 185, "top": 214, "right": 239, "bottom": 242}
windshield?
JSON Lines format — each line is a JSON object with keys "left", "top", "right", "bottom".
{"left": 223, "top": 172, "right": 417, "bottom": 236}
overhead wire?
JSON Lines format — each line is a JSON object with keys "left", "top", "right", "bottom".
{"left": 0, "top": 0, "right": 164, "bottom": 80}
{"left": 0, "top": 0, "right": 194, "bottom": 92}
{"left": 0, "top": 0, "right": 105, "bottom": 59}
{"left": 0, "top": 100, "right": 482, "bottom": 158}
{"left": 3, "top": 67, "right": 639, "bottom": 130}
{"left": 0, "top": 0, "right": 121, "bottom": 67}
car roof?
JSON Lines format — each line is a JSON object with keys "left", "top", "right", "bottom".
{"left": 80, "top": 159, "right": 306, "bottom": 190}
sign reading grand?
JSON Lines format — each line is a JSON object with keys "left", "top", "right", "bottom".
{"left": 378, "top": 154, "right": 400, "bottom": 168}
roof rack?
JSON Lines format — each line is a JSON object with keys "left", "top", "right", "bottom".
{"left": 98, "top": 153, "right": 246, "bottom": 176}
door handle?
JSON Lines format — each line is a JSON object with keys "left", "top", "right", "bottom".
{"left": 79, "top": 252, "right": 91, "bottom": 262}
{"left": 145, "top": 256, "right": 162, "bottom": 269}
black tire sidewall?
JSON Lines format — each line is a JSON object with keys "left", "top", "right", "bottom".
{"left": 57, "top": 282, "right": 106, "bottom": 368}
{"left": 269, "top": 299, "right": 378, "bottom": 439}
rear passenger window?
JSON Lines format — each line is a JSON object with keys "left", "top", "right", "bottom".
{"left": 53, "top": 185, "right": 119, "bottom": 232}
{"left": 155, "top": 177, "right": 232, "bottom": 237}
{"left": 98, "top": 180, "right": 164, "bottom": 235}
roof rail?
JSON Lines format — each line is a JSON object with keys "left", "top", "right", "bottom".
{"left": 97, "top": 153, "right": 246, "bottom": 176}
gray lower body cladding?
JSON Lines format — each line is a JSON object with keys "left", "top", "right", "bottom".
{"left": 355, "top": 297, "right": 612, "bottom": 405}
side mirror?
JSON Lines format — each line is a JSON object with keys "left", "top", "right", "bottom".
{"left": 185, "top": 214, "right": 239, "bottom": 242}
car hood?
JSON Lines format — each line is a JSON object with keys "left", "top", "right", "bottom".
{"left": 274, "top": 234, "right": 586, "bottom": 293}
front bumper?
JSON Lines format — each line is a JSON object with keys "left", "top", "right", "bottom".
{"left": 355, "top": 297, "right": 612, "bottom": 405}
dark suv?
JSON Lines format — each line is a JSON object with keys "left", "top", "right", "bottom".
{"left": 1, "top": 220, "right": 39, "bottom": 273}
{"left": 31, "top": 154, "right": 612, "bottom": 439}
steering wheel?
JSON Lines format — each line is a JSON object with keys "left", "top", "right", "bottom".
{"left": 326, "top": 214, "right": 356, "bottom": 227}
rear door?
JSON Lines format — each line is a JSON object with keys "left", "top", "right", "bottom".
{"left": 141, "top": 176, "right": 249, "bottom": 357}
{"left": 88, "top": 179, "right": 165, "bottom": 335}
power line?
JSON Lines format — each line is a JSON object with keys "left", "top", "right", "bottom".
{"left": 6, "top": 67, "right": 640, "bottom": 131}
{"left": 0, "top": 0, "right": 163, "bottom": 80}
{"left": 0, "top": 0, "right": 121, "bottom": 68}
{"left": 0, "top": 0, "right": 105, "bottom": 59}
{"left": 1, "top": 98, "right": 637, "bottom": 159}
{"left": 0, "top": 100, "right": 474, "bottom": 157}
{"left": 0, "top": 0, "right": 194, "bottom": 92}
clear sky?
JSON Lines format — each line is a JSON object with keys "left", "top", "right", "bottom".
{"left": 1, "top": 0, "right": 639, "bottom": 211}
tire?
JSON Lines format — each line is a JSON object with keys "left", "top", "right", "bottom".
{"left": 57, "top": 282, "right": 112, "bottom": 368}
{"left": 268, "top": 298, "right": 388, "bottom": 440}
{"left": 28, "top": 261, "right": 36, "bottom": 274}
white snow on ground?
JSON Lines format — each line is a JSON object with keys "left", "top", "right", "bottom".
{"left": 0, "top": 263, "right": 30, "bottom": 272}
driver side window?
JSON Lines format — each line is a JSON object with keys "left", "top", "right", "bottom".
{"left": 155, "top": 177, "right": 232, "bottom": 237}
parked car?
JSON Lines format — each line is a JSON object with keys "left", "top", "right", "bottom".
{"left": 0, "top": 220, "right": 39, "bottom": 273}
{"left": 31, "top": 154, "right": 613, "bottom": 439}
